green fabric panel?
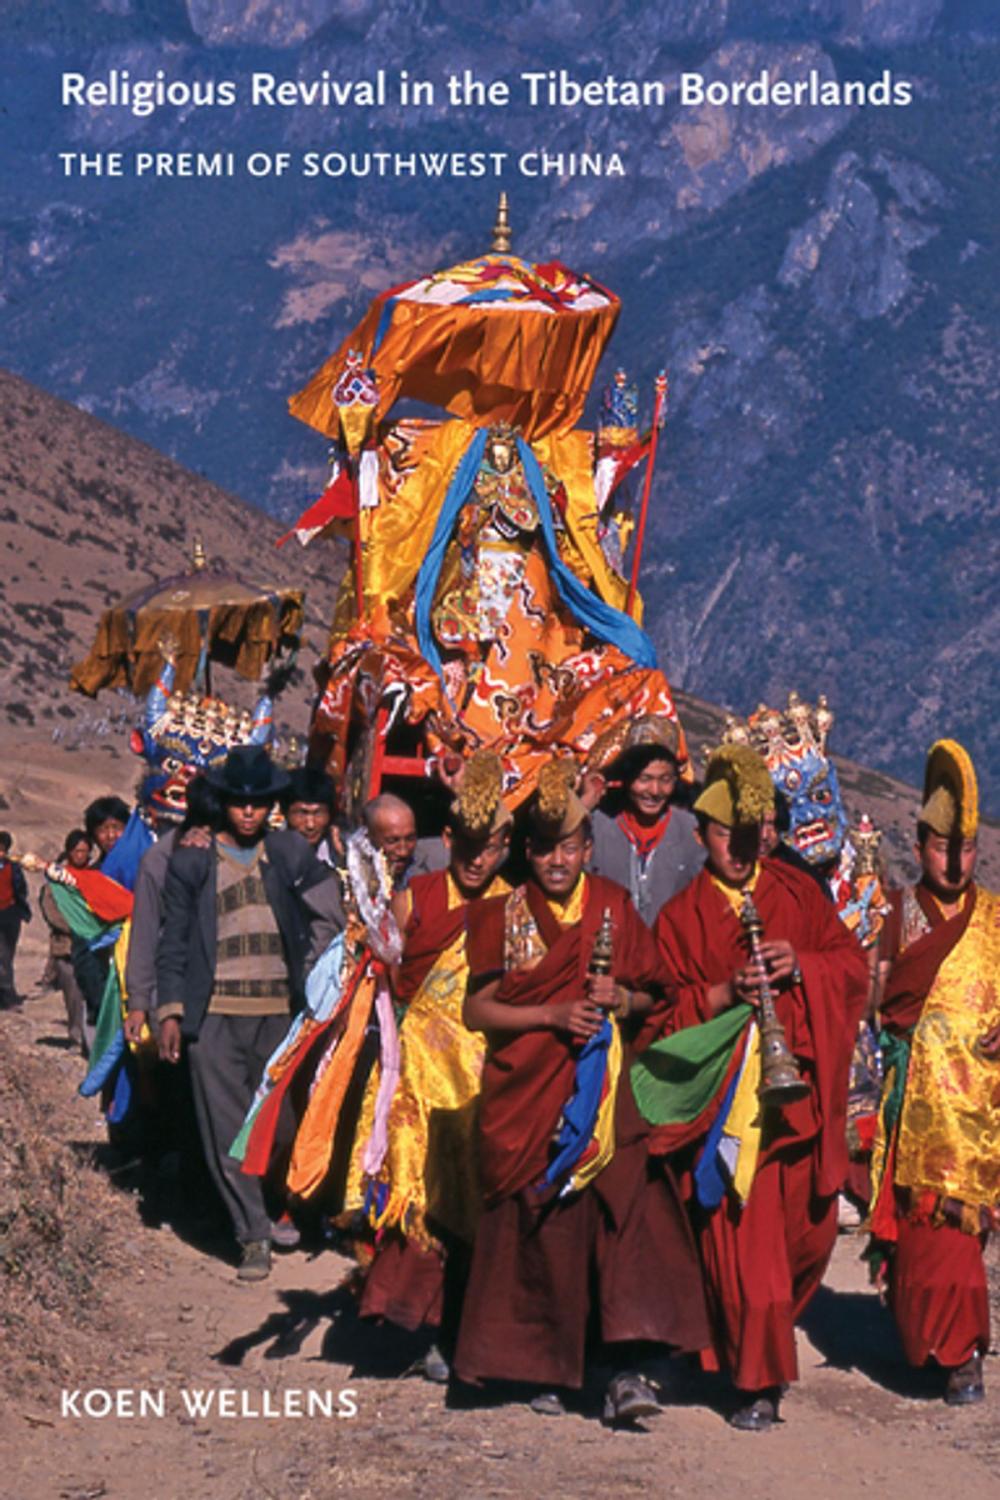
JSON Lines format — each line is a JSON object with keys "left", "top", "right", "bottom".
{"left": 47, "top": 881, "right": 106, "bottom": 941}
{"left": 229, "top": 1103, "right": 259, "bottom": 1164}
{"left": 90, "top": 959, "right": 123, "bottom": 1067}
{"left": 630, "top": 1002, "right": 752, "bottom": 1126}
{"left": 878, "top": 1029, "right": 911, "bottom": 1137}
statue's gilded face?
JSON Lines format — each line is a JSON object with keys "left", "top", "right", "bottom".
{"left": 773, "top": 748, "right": 847, "bottom": 868}
{"left": 487, "top": 435, "right": 514, "bottom": 473}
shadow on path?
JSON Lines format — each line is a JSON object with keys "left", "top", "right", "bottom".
{"left": 801, "top": 1285, "right": 942, "bottom": 1399}
{"left": 214, "top": 1278, "right": 434, "bottom": 1377}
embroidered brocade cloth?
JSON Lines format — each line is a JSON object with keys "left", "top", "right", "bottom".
{"left": 345, "top": 873, "right": 507, "bottom": 1249}
{"left": 893, "top": 888, "right": 1000, "bottom": 1219}
{"left": 308, "top": 419, "right": 688, "bottom": 806}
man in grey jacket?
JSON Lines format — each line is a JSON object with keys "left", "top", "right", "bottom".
{"left": 124, "top": 777, "right": 222, "bottom": 1037}
{"left": 156, "top": 746, "right": 343, "bottom": 1281}
{"left": 587, "top": 741, "right": 702, "bottom": 925}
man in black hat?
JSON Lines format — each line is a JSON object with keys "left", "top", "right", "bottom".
{"left": 155, "top": 746, "right": 343, "bottom": 1280}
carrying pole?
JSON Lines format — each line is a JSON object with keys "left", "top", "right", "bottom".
{"left": 351, "top": 466, "right": 365, "bottom": 622}
{"left": 625, "top": 371, "right": 668, "bottom": 619}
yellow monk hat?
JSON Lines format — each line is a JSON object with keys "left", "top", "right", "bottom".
{"left": 449, "top": 750, "right": 512, "bottom": 838}
{"left": 694, "top": 744, "right": 775, "bottom": 828}
{"left": 529, "top": 758, "right": 589, "bottom": 838}
{"left": 919, "top": 739, "right": 978, "bottom": 839}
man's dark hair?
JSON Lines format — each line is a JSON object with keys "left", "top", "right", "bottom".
{"left": 603, "top": 744, "right": 679, "bottom": 815}
{"left": 281, "top": 766, "right": 336, "bottom": 814}
{"left": 84, "top": 796, "right": 131, "bottom": 839}
{"left": 63, "top": 828, "right": 91, "bottom": 857}
{"left": 180, "top": 776, "right": 223, "bottom": 835}
{"left": 915, "top": 821, "right": 933, "bottom": 849}
{"left": 618, "top": 743, "right": 679, "bottom": 786}
{"left": 0, "top": 831, "right": 11, "bottom": 851}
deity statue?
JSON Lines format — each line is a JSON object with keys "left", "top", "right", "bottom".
{"left": 431, "top": 424, "right": 549, "bottom": 656}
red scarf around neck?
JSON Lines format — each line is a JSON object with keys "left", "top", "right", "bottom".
{"left": 617, "top": 808, "right": 671, "bottom": 860}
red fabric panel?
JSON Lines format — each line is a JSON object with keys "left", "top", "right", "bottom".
{"left": 72, "top": 867, "right": 133, "bottom": 923}
{"left": 880, "top": 885, "right": 977, "bottom": 1036}
{"left": 697, "top": 1147, "right": 837, "bottom": 1390}
{"left": 890, "top": 1217, "right": 990, "bottom": 1368}
{"left": 395, "top": 870, "right": 465, "bottom": 1003}
{"left": 475, "top": 876, "right": 667, "bottom": 1204}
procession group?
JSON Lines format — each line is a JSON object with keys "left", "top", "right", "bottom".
{"left": 9, "top": 712, "right": 994, "bottom": 1436}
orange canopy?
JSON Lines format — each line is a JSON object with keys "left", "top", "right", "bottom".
{"left": 289, "top": 253, "right": 619, "bottom": 442}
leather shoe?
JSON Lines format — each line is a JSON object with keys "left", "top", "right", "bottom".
{"left": 603, "top": 1372, "right": 661, "bottom": 1427}
{"left": 945, "top": 1351, "right": 984, "bottom": 1406}
{"left": 529, "top": 1390, "right": 566, "bottom": 1417}
{"left": 729, "top": 1389, "right": 780, "bottom": 1431}
{"left": 236, "top": 1238, "right": 272, "bottom": 1281}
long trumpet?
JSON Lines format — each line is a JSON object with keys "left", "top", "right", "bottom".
{"left": 739, "top": 891, "right": 809, "bottom": 1106}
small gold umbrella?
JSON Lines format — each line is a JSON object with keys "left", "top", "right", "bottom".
{"left": 70, "top": 539, "right": 304, "bottom": 698}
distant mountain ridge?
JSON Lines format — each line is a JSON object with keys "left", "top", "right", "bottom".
{"left": 0, "top": 2, "right": 996, "bottom": 799}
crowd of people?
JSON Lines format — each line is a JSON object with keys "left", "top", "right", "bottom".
{"left": 2, "top": 728, "right": 996, "bottom": 1431}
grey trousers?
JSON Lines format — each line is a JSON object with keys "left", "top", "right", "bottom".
{"left": 53, "top": 955, "right": 87, "bottom": 1050}
{"left": 186, "top": 1012, "right": 291, "bottom": 1246}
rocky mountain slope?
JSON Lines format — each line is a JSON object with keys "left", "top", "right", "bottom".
{"left": 0, "top": 2, "right": 996, "bottom": 799}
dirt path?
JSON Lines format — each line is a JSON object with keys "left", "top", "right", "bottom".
{"left": 2, "top": 961, "right": 997, "bottom": 1500}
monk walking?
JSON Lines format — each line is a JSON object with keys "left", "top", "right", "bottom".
{"left": 347, "top": 754, "right": 513, "bottom": 1380}
{"left": 455, "top": 760, "right": 709, "bottom": 1424}
{"left": 645, "top": 745, "right": 868, "bottom": 1429}
{"left": 869, "top": 740, "right": 999, "bottom": 1404}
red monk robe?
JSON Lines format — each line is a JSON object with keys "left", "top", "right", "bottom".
{"left": 453, "top": 873, "right": 709, "bottom": 1392}
{"left": 873, "top": 883, "right": 992, "bottom": 1371}
{"left": 357, "top": 869, "right": 485, "bottom": 1337}
{"left": 653, "top": 859, "right": 869, "bottom": 1394}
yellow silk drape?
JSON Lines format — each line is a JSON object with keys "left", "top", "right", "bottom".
{"left": 894, "top": 889, "right": 1000, "bottom": 1215}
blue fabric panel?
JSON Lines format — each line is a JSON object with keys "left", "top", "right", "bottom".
{"left": 100, "top": 808, "right": 153, "bottom": 893}
{"left": 693, "top": 1065, "right": 741, "bottom": 1210}
{"left": 542, "top": 1017, "right": 611, "bottom": 1188}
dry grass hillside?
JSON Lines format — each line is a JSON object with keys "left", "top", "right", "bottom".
{"left": 0, "top": 365, "right": 995, "bottom": 885}
{"left": 0, "top": 366, "right": 340, "bottom": 846}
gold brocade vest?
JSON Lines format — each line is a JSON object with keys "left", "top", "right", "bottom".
{"left": 894, "top": 887, "right": 1000, "bottom": 1216}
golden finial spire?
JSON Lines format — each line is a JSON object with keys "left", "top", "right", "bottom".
{"left": 191, "top": 535, "right": 207, "bottom": 571}
{"left": 491, "top": 192, "right": 511, "bottom": 253}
